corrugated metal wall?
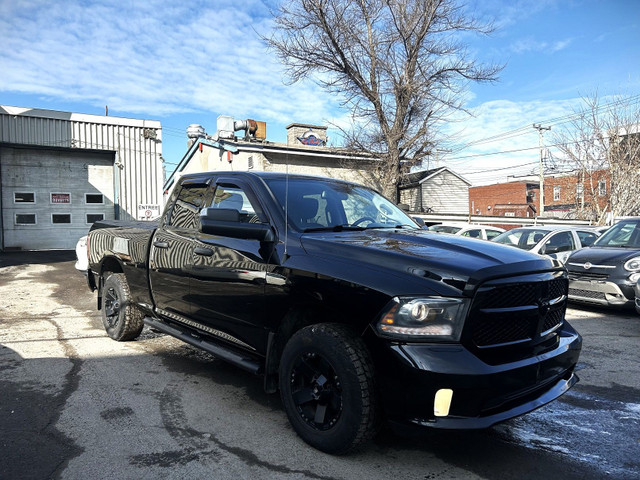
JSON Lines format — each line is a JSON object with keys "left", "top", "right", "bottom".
{"left": 0, "top": 106, "right": 163, "bottom": 221}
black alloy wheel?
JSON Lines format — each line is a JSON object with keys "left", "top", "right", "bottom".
{"left": 290, "top": 351, "right": 343, "bottom": 431}
{"left": 279, "top": 323, "right": 379, "bottom": 454}
{"left": 100, "top": 273, "right": 144, "bottom": 341}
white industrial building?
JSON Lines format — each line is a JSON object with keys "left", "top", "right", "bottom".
{"left": 0, "top": 106, "right": 163, "bottom": 250}
{"left": 164, "top": 116, "right": 378, "bottom": 195}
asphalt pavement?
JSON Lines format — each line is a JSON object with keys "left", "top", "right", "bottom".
{"left": 1, "top": 251, "right": 639, "bottom": 480}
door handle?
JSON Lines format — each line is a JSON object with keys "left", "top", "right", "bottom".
{"left": 153, "top": 241, "right": 169, "bottom": 249}
{"left": 194, "top": 247, "right": 214, "bottom": 257}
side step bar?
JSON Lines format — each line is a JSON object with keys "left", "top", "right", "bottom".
{"left": 144, "top": 317, "right": 263, "bottom": 375}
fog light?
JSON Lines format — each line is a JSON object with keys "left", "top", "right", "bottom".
{"left": 434, "top": 389, "right": 453, "bottom": 417}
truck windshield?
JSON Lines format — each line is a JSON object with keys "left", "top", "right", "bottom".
{"left": 264, "top": 177, "right": 418, "bottom": 232}
{"left": 593, "top": 219, "right": 640, "bottom": 248}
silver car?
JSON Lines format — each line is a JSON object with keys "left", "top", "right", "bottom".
{"left": 491, "top": 225, "right": 601, "bottom": 264}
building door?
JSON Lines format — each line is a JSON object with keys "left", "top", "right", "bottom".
{"left": 1, "top": 146, "right": 115, "bottom": 250}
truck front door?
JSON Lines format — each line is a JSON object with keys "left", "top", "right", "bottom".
{"left": 189, "top": 179, "right": 274, "bottom": 354}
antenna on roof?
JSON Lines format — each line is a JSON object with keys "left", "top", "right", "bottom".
{"left": 284, "top": 153, "right": 290, "bottom": 260}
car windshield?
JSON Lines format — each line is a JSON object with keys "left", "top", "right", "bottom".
{"left": 492, "top": 228, "right": 550, "bottom": 251}
{"left": 428, "top": 225, "right": 463, "bottom": 234}
{"left": 264, "top": 177, "right": 418, "bottom": 232}
{"left": 593, "top": 219, "right": 640, "bottom": 248}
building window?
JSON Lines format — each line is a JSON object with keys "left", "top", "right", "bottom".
{"left": 598, "top": 180, "right": 607, "bottom": 196}
{"left": 85, "top": 193, "right": 104, "bottom": 204}
{"left": 51, "top": 193, "right": 71, "bottom": 204}
{"left": 576, "top": 183, "right": 584, "bottom": 200}
{"left": 86, "top": 213, "right": 105, "bottom": 224}
{"left": 52, "top": 214, "right": 72, "bottom": 224}
{"left": 553, "top": 186, "right": 561, "bottom": 201}
{"left": 15, "top": 214, "right": 36, "bottom": 225}
{"left": 14, "top": 192, "right": 35, "bottom": 203}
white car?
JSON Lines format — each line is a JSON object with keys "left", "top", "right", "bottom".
{"left": 427, "top": 223, "right": 505, "bottom": 241}
{"left": 491, "top": 226, "right": 601, "bottom": 264}
{"left": 75, "top": 235, "right": 88, "bottom": 272}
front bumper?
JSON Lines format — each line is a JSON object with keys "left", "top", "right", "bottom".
{"left": 568, "top": 279, "right": 634, "bottom": 307}
{"left": 368, "top": 323, "right": 582, "bottom": 430}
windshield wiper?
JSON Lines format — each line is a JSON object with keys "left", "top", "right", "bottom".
{"left": 365, "top": 224, "right": 413, "bottom": 230}
{"left": 303, "top": 225, "right": 366, "bottom": 233}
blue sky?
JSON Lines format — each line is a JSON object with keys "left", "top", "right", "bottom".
{"left": 0, "top": 0, "right": 638, "bottom": 185}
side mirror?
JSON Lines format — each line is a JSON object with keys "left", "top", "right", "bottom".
{"left": 199, "top": 208, "right": 275, "bottom": 242}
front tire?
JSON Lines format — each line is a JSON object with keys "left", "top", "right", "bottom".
{"left": 101, "top": 273, "right": 144, "bottom": 341}
{"left": 279, "top": 323, "right": 379, "bottom": 454}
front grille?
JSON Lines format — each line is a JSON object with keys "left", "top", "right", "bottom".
{"left": 542, "top": 308, "right": 563, "bottom": 333}
{"left": 568, "top": 271, "right": 609, "bottom": 281}
{"left": 472, "top": 315, "right": 532, "bottom": 347}
{"left": 569, "top": 288, "right": 606, "bottom": 300}
{"left": 469, "top": 275, "right": 567, "bottom": 349}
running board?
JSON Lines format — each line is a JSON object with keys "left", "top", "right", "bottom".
{"left": 144, "top": 317, "right": 263, "bottom": 375}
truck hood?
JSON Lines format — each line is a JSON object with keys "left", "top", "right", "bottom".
{"left": 299, "top": 229, "right": 559, "bottom": 296}
{"left": 567, "top": 246, "right": 640, "bottom": 266}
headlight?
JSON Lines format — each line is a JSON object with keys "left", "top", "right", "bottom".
{"left": 624, "top": 257, "right": 640, "bottom": 271}
{"left": 629, "top": 272, "right": 640, "bottom": 283}
{"left": 376, "top": 297, "right": 469, "bottom": 341}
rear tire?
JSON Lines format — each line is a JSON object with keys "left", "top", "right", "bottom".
{"left": 279, "top": 323, "right": 379, "bottom": 454}
{"left": 101, "top": 273, "right": 144, "bottom": 341}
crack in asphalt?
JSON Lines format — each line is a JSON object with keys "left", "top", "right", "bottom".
{"left": 152, "top": 383, "right": 339, "bottom": 480}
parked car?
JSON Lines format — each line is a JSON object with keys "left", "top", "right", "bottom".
{"left": 75, "top": 235, "right": 88, "bottom": 272}
{"left": 566, "top": 217, "right": 640, "bottom": 308}
{"left": 491, "top": 225, "right": 601, "bottom": 265}
{"left": 427, "top": 222, "right": 505, "bottom": 240}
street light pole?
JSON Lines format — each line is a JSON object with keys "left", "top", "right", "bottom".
{"left": 533, "top": 124, "right": 551, "bottom": 216}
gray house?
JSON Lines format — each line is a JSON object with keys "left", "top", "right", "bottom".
{"left": 399, "top": 167, "right": 471, "bottom": 214}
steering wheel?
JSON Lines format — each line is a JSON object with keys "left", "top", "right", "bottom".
{"left": 351, "top": 216, "right": 377, "bottom": 227}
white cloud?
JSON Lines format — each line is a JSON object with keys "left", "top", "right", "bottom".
{"left": 440, "top": 97, "right": 584, "bottom": 185}
{"left": 0, "top": 0, "right": 342, "bottom": 123}
{"left": 509, "top": 36, "right": 573, "bottom": 54}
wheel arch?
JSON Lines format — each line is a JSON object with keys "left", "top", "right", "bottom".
{"left": 96, "top": 256, "right": 125, "bottom": 310}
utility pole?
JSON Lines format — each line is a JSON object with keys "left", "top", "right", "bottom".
{"left": 533, "top": 124, "right": 551, "bottom": 216}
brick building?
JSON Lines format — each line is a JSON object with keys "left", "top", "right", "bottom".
{"left": 469, "top": 180, "right": 538, "bottom": 218}
{"left": 469, "top": 170, "right": 611, "bottom": 221}
{"left": 544, "top": 170, "right": 610, "bottom": 218}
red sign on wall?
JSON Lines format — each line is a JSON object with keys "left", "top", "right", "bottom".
{"left": 51, "top": 193, "right": 71, "bottom": 204}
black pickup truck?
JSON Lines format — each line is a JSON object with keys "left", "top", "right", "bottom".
{"left": 86, "top": 171, "right": 582, "bottom": 454}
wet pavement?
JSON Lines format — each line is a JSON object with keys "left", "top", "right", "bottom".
{"left": 1, "top": 251, "right": 638, "bottom": 480}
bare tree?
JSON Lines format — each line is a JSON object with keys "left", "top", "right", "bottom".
{"left": 554, "top": 93, "right": 640, "bottom": 223}
{"left": 265, "top": 0, "right": 500, "bottom": 201}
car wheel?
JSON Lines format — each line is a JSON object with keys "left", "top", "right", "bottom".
{"left": 101, "top": 273, "right": 144, "bottom": 341}
{"left": 279, "top": 323, "right": 379, "bottom": 454}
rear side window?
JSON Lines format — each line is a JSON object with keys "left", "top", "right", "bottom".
{"left": 577, "top": 231, "right": 598, "bottom": 247}
{"left": 461, "top": 229, "right": 482, "bottom": 238}
{"left": 486, "top": 229, "right": 502, "bottom": 240}
{"left": 169, "top": 184, "right": 208, "bottom": 229}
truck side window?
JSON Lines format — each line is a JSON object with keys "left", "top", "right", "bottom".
{"left": 210, "top": 186, "right": 264, "bottom": 224}
{"left": 169, "top": 185, "right": 208, "bottom": 229}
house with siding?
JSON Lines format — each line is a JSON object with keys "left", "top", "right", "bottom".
{"left": 399, "top": 167, "right": 471, "bottom": 214}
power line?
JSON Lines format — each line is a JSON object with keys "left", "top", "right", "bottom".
{"left": 451, "top": 94, "right": 640, "bottom": 152}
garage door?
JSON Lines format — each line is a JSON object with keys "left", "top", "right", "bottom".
{"left": 1, "top": 146, "right": 115, "bottom": 250}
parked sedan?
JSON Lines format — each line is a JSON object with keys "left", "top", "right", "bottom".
{"left": 491, "top": 225, "right": 601, "bottom": 265}
{"left": 427, "top": 222, "right": 505, "bottom": 240}
{"left": 566, "top": 217, "right": 640, "bottom": 308}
